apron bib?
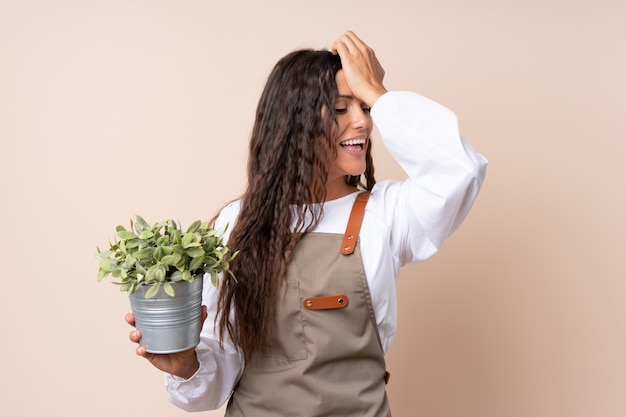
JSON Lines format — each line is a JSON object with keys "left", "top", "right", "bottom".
{"left": 226, "top": 193, "right": 390, "bottom": 417}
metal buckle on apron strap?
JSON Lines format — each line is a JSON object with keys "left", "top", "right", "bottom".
{"left": 340, "top": 192, "right": 370, "bottom": 255}
{"left": 303, "top": 295, "right": 349, "bottom": 310}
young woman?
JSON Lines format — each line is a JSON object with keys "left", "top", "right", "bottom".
{"left": 127, "top": 31, "right": 487, "bottom": 416}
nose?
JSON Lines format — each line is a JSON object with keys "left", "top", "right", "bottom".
{"left": 351, "top": 107, "right": 371, "bottom": 131}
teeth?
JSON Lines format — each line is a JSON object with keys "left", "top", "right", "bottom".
{"left": 340, "top": 138, "right": 366, "bottom": 146}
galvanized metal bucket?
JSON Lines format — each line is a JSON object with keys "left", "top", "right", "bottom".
{"left": 129, "top": 277, "right": 203, "bottom": 354}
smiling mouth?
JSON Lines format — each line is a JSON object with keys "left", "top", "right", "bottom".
{"left": 339, "top": 138, "right": 366, "bottom": 150}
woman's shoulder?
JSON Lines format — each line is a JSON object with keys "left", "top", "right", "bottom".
{"left": 369, "top": 180, "right": 402, "bottom": 207}
{"left": 213, "top": 199, "right": 242, "bottom": 241}
{"left": 220, "top": 199, "right": 242, "bottom": 217}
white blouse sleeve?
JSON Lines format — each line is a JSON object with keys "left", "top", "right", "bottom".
{"left": 163, "top": 203, "right": 244, "bottom": 411}
{"left": 370, "top": 91, "right": 488, "bottom": 265}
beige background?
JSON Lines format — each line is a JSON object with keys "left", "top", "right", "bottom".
{"left": 1, "top": 0, "right": 624, "bottom": 416}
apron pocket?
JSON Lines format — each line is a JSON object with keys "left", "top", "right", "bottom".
{"left": 263, "top": 280, "right": 308, "bottom": 361}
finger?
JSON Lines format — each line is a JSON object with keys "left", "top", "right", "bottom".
{"left": 129, "top": 329, "right": 141, "bottom": 343}
{"left": 331, "top": 36, "right": 347, "bottom": 55}
{"left": 343, "top": 31, "right": 366, "bottom": 52}
{"left": 342, "top": 31, "right": 374, "bottom": 58}
{"left": 337, "top": 34, "right": 359, "bottom": 56}
{"left": 332, "top": 30, "right": 359, "bottom": 55}
{"left": 125, "top": 312, "right": 135, "bottom": 326}
{"left": 135, "top": 344, "right": 147, "bottom": 357}
{"left": 201, "top": 305, "right": 208, "bottom": 323}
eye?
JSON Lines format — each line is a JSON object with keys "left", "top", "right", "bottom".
{"left": 362, "top": 106, "right": 371, "bottom": 114}
{"left": 334, "top": 108, "right": 348, "bottom": 114}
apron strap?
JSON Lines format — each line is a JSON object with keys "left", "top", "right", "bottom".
{"left": 340, "top": 192, "right": 370, "bottom": 255}
{"left": 340, "top": 191, "right": 391, "bottom": 385}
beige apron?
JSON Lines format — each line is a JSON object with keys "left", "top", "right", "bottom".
{"left": 226, "top": 193, "right": 391, "bottom": 417}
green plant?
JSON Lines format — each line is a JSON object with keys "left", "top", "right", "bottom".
{"left": 96, "top": 215, "right": 236, "bottom": 298}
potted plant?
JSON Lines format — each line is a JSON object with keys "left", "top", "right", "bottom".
{"left": 96, "top": 215, "right": 236, "bottom": 353}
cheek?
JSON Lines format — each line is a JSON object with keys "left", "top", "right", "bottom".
{"left": 333, "top": 116, "right": 350, "bottom": 135}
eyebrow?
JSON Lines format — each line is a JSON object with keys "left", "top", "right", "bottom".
{"left": 335, "top": 95, "right": 368, "bottom": 106}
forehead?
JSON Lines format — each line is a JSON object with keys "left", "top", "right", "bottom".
{"left": 334, "top": 70, "right": 355, "bottom": 98}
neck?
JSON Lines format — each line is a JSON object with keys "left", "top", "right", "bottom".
{"left": 324, "top": 177, "right": 358, "bottom": 202}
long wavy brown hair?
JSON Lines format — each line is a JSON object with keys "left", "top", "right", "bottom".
{"left": 217, "top": 49, "right": 376, "bottom": 363}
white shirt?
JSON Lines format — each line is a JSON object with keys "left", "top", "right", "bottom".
{"left": 165, "top": 91, "right": 488, "bottom": 411}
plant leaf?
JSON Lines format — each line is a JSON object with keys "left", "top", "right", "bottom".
{"left": 161, "top": 253, "right": 181, "bottom": 266}
{"left": 135, "top": 215, "right": 150, "bottom": 232}
{"left": 99, "top": 258, "right": 119, "bottom": 273}
{"left": 146, "top": 264, "right": 157, "bottom": 282}
{"left": 185, "top": 247, "right": 204, "bottom": 258}
{"left": 186, "top": 220, "right": 201, "bottom": 233}
{"left": 163, "top": 282, "right": 175, "bottom": 297}
{"left": 189, "top": 256, "right": 204, "bottom": 271}
{"left": 139, "top": 230, "right": 154, "bottom": 240}
{"left": 144, "top": 284, "right": 160, "bottom": 299}
{"left": 155, "top": 264, "right": 166, "bottom": 282}
{"left": 116, "top": 230, "right": 136, "bottom": 240}
{"left": 182, "top": 270, "right": 192, "bottom": 282}
{"left": 153, "top": 246, "right": 163, "bottom": 261}
{"left": 210, "top": 270, "right": 219, "bottom": 288}
{"left": 134, "top": 247, "right": 154, "bottom": 261}
{"left": 181, "top": 232, "right": 195, "bottom": 248}
{"left": 97, "top": 269, "right": 108, "bottom": 282}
